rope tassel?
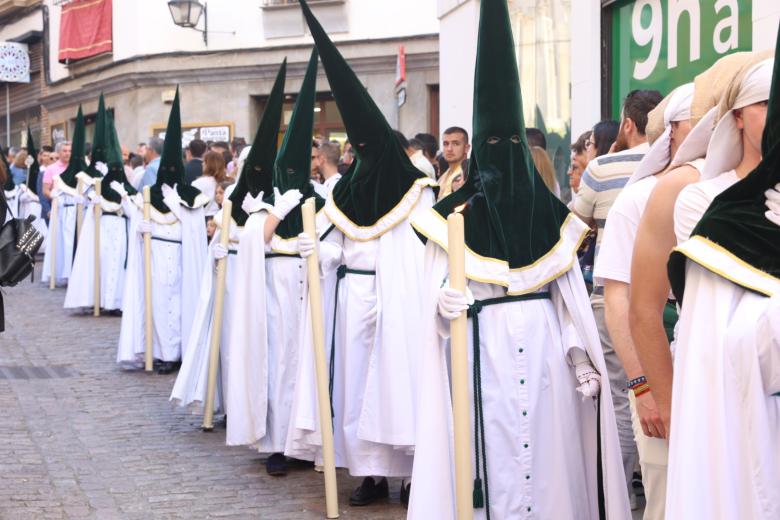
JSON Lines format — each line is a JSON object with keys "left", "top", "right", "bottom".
{"left": 473, "top": 477, "right": 485, "bottom": 508}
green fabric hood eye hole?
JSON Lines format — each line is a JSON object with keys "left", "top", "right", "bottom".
{"left": 487, "top": 137, "right": 501, "bottom": 145}
{"left": 510, "top": 135, "right": 521, "bottom": 144}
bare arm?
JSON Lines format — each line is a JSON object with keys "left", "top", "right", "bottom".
{"left": 629, "top": 165, "right": 699, "bottom": 437}
{"left": 605, "top": 279, "right": 664, "bottom": 437}
{"left": 263, "top": 214, "right": 280, "bottom": 243}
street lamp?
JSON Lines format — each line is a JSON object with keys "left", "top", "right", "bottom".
{"left": 168, "top": 0, "right": 208, "bottom": 45}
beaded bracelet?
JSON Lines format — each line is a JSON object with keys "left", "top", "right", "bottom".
{"left": 633, "top": 383, "right": 651, "bottom": 398}
{"left": 627, "top": 375, "right": 647, "bottom": 389}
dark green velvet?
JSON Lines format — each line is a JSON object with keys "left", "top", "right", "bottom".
{"left": 431, "top": 0, "right": 570, "bottom": 269}
{"left": 85, "top": 93, "right": 108, "bottom": 178}
{"left": 669, "top": 22, "right": 780, "bottom": 301}
{"left": 25, "top": 127, "right": 40, "bottom": 195}
{"left": 1, "top": 144, "right": 13, "bottom": 191}
{"left": 101, "top": 112, "right": 137, "bottom": 205}
{"left": 228, "top": 60, "right": 286, "bottom": 227}
{"left": 299, "top": 0, "right": 424, "bottom": 227}
{"left": 265, "top": 49, "right": 324, "bottom": 239}
{"left": 59, "top": 106, "right": 89, "bottom": 189}
{"left": 151, "top": 88, "right": 202, "bottom": 213}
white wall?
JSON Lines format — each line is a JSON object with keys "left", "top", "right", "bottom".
{"left": 0, "top": 9, "right": 42, "bottom": 42}
{"left": 45, "top": 0, "right": 438, "bottom": 82}
{"left": 753, "top": 0, "right": 780, "bottom": 50}
{"left": 438, "top": 0, "right": 479, "bottom": 140}
{"left": 570, "top": 0, "right": 601, "bottom": 138}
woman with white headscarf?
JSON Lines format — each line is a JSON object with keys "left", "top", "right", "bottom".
{"left": 664, "top": 43, "right": 779, "bottom": 518}
{"left": 630, "top": 52, "right": 772, "bottom": 459}
{"left": 595, "top": 82, "right": 694, "bottom": 520}
{"left": 674, "top": 57, "right": 774, "bottom": 244}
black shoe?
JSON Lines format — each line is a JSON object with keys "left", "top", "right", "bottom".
{"left": 349, "top": 477, "right": 389, "bottom": 506}
{"left": 400, "top": 481, "right": 411, "bottom": 509}
{"left": 266, "top": 453, "right": 288, "bottom": 476}
{"left": 156, "top": 362, "right": 176, "bottom": 375}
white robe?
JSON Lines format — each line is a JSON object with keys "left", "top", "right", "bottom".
{"left": 220, "top": 208, "right": 337, "bottom": 449}
{"left": 285, "top": 187, "right": 435, "bottom": 477}
{"left": 666, "top": 263, "right": 780, "bottom": 519}
{"left": 170, "top": 208, "right": 240, "bottom": 417}
{"left": 116, "top": 194, "right": 207, "bottom": 366}
{"left": 408, "top": 243, "right": 631, "bottom": 520}
{"left": 63, "top": 199, "right": 128, "bottom": 311}
{"left": 41, "top": 183, "right": 79, "bottom": 286}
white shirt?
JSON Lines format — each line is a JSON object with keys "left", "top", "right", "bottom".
{"left": 191, "top": 175, "right": 218, "bottom": 216}
{"left": 594, "top": 175, "right": 658, "bottom": 285}
{"left": 322, "top": 173, "right": 342, "bottom": 195}
{"left": 674, "top": 169, "right": 740, "bottom": 245}
{"left": 311, "top": 180, "right": 328, "bottom": 199}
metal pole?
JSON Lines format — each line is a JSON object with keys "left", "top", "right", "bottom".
{"left": 203, "top": 3, "right": 208, "bottom": 46}
{"left": 5, "top": 83, "right": 10, "bottom": 148}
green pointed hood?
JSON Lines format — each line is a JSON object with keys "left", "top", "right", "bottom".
{"left": 299, "top": 0, "right": 424, "bottom": 229}
{"left": 1, "top": 145, "right": 13, "bottom": 191}
{"left": 101, "top": 112, "right": 137, "bottom": 205}
{"left": 228, "top": 60, "right": 286, "bottom": 226}
{"left": 59, "top": 105, "right": 89, "bottom": 189}
{"left": 669, "top": 23, "right": 780, "bottom": 300}
{"left": 151, "top": 87, "right": 202, "bottom": 213}
{"left": 266, "top": 49, "right": 323, "bottom": 239}
{"left": 25, "top": 127, "right": 40, "bottom": 195}
{"left": 428, "top": 0, "right": 573, "bottom": 286}
{"left": 85, "top": 93, "right": 109, "bottom": 178}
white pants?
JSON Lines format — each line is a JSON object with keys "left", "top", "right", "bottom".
{"left": 629, "top": 392, "right": 669, "bottom": 520}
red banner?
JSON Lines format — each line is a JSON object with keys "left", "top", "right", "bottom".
{"left": 58, "top": 0, "right": 113, "bottom": 63}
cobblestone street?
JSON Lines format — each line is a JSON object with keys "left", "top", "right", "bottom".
{"left": 0, "top": 268, "right": 406, "bottom": 520}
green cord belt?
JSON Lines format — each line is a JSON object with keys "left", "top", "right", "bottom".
{"left": 329, "top": 265, "right": 376, "bottom": 416}
{"left": 465, "top": 291, "right": 552, "bottom": 517}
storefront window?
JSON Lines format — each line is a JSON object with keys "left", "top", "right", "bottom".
{"left": 509, "top": 0, "right": 572, "bottom": 191}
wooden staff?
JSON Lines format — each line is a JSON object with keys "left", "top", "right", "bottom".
{"left": 202, "top": 201, "right": 233, "bottom": 431}
{"left": 447, "top": 211, "right": 473, "bottom": 520}
{"left": 93, "top": 179, "right": 102, "bottom": 317}
{"left": 76, "top": 178, "right": 85, "bottom": 242}
{"left": 302, "top": 198, "right": 339, "bottom": 519}
{"left": 143, "top": 186, "right": 153, "bottom": 372}
{"left": 49, "top": 196, "right": 59, "bottom": 290}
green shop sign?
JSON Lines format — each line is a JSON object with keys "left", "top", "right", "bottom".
{"left": 610, "top": 0, "right": 752, "bottom": 117}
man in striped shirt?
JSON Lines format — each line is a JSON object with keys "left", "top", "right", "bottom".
{"left": 574, "top": 88, "right": 662, "bottom": 508}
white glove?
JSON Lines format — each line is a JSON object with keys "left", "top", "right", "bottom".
{"left": 271, "top": 187, "right": 303, "bottom": 220}
{"left": 88, "top": 191, "right": 102, "bottom": 206}
{"left": 241, "top": 191, "right": 265, "bottom": 214}
{"left": 73, "top": 194, "right": 88, "bottom": 206}
{"left": 137, "top": 219, "right": 152, "bottom": 235}
{"left": 298, "top": 232, "right": 316, "bottom": 258}
{"left": 765, "top": 183, "right": 780, "bottom": 227}
{"left": 161, "top": 183, "right": 181, "bottom": 205}
{"left": 437, "top": 286, "right": 474, "bottom": 321}
{"left": 18, "top": 186, "right": 33, "bottom": 202}
{"left": 213, "top": 243, "right": 229, "bottom": 259}
{"left": 110, "top": 181, "right": 128, "bottom": 198}
{"left": 95, "top": 161, "right": 108, "bottom": 175}
{"left": 574, "top": 359, "right": 601, "bottom": 398}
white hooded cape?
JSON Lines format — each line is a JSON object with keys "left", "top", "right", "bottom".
{"left": 63, "top": 198, "right": 128, "bottom": 311}
{"left": 116, "top": 193, "right": 207, "bottom": 366}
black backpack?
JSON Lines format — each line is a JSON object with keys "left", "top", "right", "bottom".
{"left": 0, "top": 189, "right": 44, "bottom": 331}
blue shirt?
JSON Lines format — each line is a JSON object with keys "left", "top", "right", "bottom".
{"left": 10, "top": 165, "right": 27, "bottom": 186}
{"left": 140, "top": 157, "right": 161, "bottom": 188}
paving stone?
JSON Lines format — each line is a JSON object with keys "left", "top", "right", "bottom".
{"left": 0, "top": 266, "right": 405, "bottom": 519}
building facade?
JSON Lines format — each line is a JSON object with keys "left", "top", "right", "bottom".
{"left": 1, "top": 0, "right": 440, "bottom": 150}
